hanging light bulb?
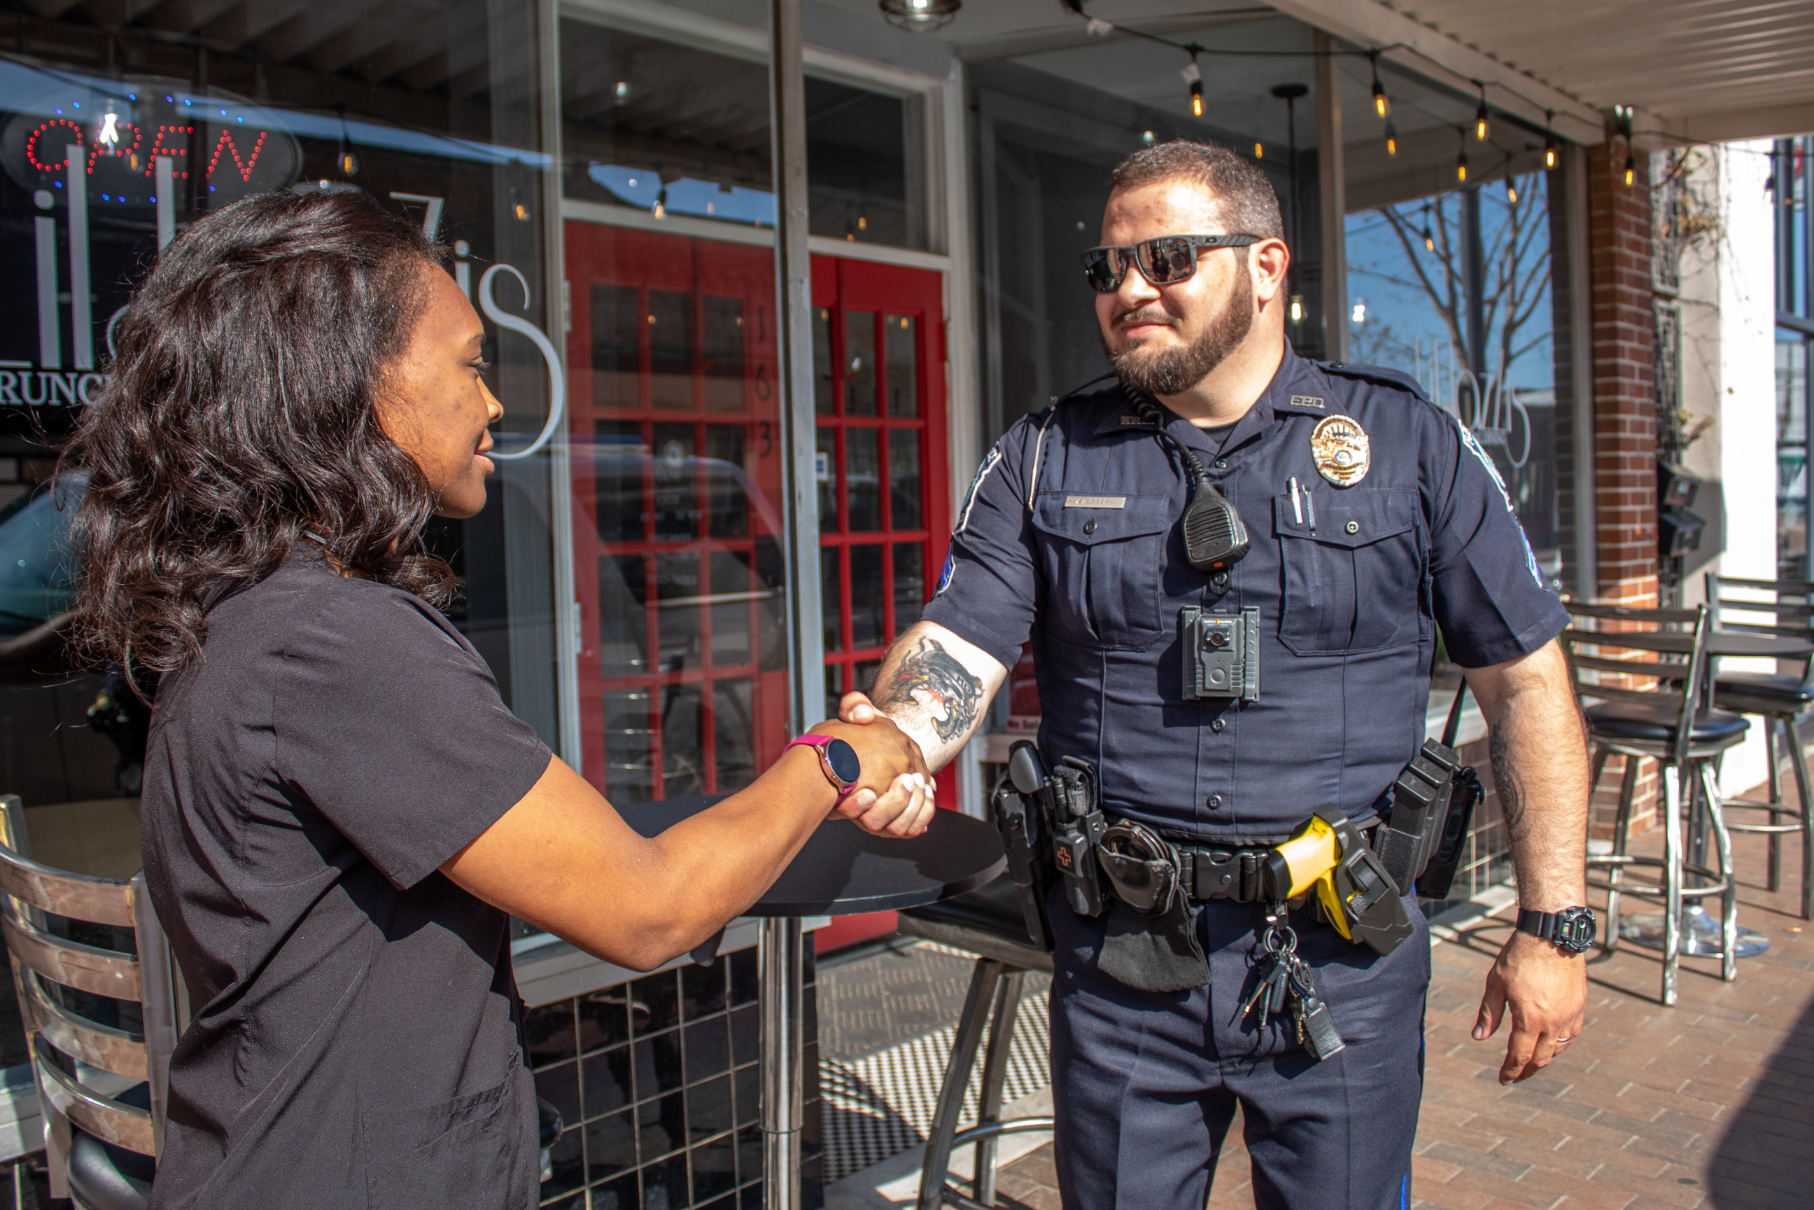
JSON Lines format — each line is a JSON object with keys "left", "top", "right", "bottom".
{"left": 1385, "top": 120, "right": 1398, "bottom": 157}
{"left": 1457, "top": 149, "right": 1469, "bottom": 182}
{"left": 1182, "top": 58, "right": 1203, "bottom": 118}
{"left": 1370, "top": 53, "right": 1390, "bottom": 119}
{"left": 1543, "top": 110, "right": 1558, "bottom": 170}
{"left": 340, "top": 151, "right": 359, "bottom": 176}
{"left": 653, "top": 187, "right": 667, "bottom": 219}
{"left": 1253, "top": 142, "right": 1263, "bottom": 159}
{"left": 1624, "top": 154, "right": 1636, "bottom": 187}
{"left": 1422, "top": 203, "right": 1435, "bottom": 252}
{"left": 1474, "top": 85, "right": 1490, "bottom": 141}
{"left": 878, "top": 0, "right": 960, "bottom": 32}
{"left": 1507, "top": 178, "right": 1518, "bottom": 203}
{"left": 1288, "top": 295, "right": 1304, "bottom": 324}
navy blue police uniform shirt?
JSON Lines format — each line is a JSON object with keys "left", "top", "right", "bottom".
{"left": 921, "top": 342, "right": 1568, "bottom": 843}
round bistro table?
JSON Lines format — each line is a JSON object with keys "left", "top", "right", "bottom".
{"left": 618, "top": 797, "right": 1006, "bottom": 1210}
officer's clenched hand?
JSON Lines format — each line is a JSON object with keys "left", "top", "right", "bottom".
{"left": 1473, "top": 930, "right": 1587, "bottom": 1084}
{"left": 807, "top": 717, "right": 934, "bottom": 838}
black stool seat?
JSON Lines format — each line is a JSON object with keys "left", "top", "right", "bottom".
{"left": 1584, "top": 702, "right": 1750, "bottom": 744}
{"left": 67, "top": 1131, "right": 154, "bottom": 1210}
{"left": 1714, "top": 671, "right": 1814, "bottom": 715}
{"left": 900, "top": 874, "right": 1033, "bottom": 947}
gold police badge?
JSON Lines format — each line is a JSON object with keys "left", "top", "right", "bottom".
{"left": 1310, "top": 415, "right": 1370, "bottom": 486}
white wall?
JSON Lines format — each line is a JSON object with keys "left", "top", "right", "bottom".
{"left": 1714, "top": 139, "right": 1779, "bottom": 796}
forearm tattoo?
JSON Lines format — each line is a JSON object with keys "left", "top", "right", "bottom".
{"left": 872, "top": 636, "right": 985, "bottom": 744}
{"left": 1489, "top": 726, "right": 1529, "bottom": 842}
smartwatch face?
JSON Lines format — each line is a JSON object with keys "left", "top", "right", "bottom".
{"left": 824, "top": 738, "right": 861, "bottom": 787}
{"left": 1556, "top": 908, "right": 1597, "bottom": 952}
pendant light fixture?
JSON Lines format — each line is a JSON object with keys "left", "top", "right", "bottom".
{"left": 1474, "top": 84, "right": 1490, "bottom": 141}
{"left": 879, "top": 0, "right": 959, "bottom": 32}
{"left": 1370, "top": 52, "right": 1390, "bottom": 119}
{"left": 1182, "top": 56, "right": 1203, "bottom": 117}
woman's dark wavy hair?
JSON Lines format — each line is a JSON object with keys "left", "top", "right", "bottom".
{"left": 63, "top": 188, "right": 457, "bottom": 677}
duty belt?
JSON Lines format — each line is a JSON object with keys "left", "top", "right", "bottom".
{"left": 1176, "top": 844, "right": 1270, "bottom": 903}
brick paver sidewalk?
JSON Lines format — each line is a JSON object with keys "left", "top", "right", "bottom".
{"left": 992, "top": 827, "right": 1814, "bottom": 1209}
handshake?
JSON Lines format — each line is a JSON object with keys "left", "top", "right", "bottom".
{"left": 803, "top": 703, "right": 934, "bottom": 839}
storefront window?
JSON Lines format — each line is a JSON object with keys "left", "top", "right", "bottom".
{"left": 560, "top": 21, "right": 924, "bottom": 250}
{"left": 1342, "top": 54, "right": 1561, "bottom": 585}
{"left": 0, "top": 1, "right": 560, "bottom": 881}
{"left": 970, "top": 14, "right": 1329, "bottom": 444}
{"left": 559, "top": 15, "right": 946, "bottom": 809}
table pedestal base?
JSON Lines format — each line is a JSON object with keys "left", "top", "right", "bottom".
{"left": 760, "top": 917, "right": 804, "bottom": 1210}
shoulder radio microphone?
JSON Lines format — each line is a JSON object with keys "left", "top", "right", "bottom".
{"left": 1133, "top": 399, "right": 1249, "bottom": 574}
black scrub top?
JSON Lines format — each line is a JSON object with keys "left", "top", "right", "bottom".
{"left": 921, "top": 342, "right": 1568, "bottom": 843}
{"left": 140, "top": 549, "right": 554, "bottom": 1210}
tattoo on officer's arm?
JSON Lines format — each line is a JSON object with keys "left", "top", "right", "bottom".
{"left": 1489, "top": 727, "right": 1529, "bottom": 841}
{"left": 873, "top": 636, "right": 986, "bottom": 743}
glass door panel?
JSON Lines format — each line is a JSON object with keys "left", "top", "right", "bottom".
{"left": 566, "top": 221, "right": 787, "bottom": 805}
{"left": 808, "top": 257, "right": 948, "bottom": 778}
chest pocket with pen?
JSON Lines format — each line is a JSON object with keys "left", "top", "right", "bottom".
{"left": 1273, "top": 488, "right": 1425, "bottom": 656}
{"left": 1030, "top": 492, "right": 1171, "bottom": 651}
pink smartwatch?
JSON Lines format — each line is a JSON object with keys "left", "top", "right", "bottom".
{"left": 786, "top": 734, "right": 862, "bottom": 797}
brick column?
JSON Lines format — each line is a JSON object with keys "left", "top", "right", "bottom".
{"left": 1587, "top": 144, "right": 1660, "bottom": 838}
{"left": 1590, "top": 146, "right": 1659, "bottom": 607}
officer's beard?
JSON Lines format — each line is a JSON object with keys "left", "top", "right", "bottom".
{"left": 1105, "top": 272, "right": 1256, "bottom": 397}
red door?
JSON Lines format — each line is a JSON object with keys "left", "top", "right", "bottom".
{"left": 808, "top": 256, "right": 950, "bottom": 951}
{"left": 563, "top": 222, "right": 952, "bottom": 896}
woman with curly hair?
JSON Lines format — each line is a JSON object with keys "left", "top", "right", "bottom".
{"left": 64, "top": 189, "right": 931, "bottom": 1210}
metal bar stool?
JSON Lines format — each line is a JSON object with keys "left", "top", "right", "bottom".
{"left": 1564, "top": 602, "right": 1748, "bottom": 1005}
{"left": 896, "top": 876, "right": 1054, "bottom": 1210}
{"left": 1704, "top": 572, "right": 1814, "bottom": 920}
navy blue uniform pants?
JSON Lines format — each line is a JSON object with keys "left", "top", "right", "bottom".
{"left": 1046, "top": 886, "right": 1430, "bottom": 1210}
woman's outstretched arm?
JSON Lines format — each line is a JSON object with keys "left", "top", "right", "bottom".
{"left": 440, "top": 717, "right": 930, "bottom": 970}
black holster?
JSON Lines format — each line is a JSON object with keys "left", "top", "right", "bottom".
{"left": 1095, "top": 821, "right": 1210, "bottom": 993}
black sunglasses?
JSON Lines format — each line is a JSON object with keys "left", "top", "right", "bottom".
{"left": 1079, "top": 233, "right": 1263, "bottom": 293}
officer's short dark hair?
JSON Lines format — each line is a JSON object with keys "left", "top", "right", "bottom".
{"left": 1110, "top": 141, "right": 1285, "bottom": 242}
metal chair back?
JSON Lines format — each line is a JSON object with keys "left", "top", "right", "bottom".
{"left": 1704, "top": 572, "right": 1814, "bottom": 668}
{"left": 1561, "top": 601, "right": 1711, "bottom": 767}
{"left": 0, "top": 795, "right": 181, "bottom": 1187}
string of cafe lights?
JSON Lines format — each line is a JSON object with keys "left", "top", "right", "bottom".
{"left": 1057, "top": 0, "right": 1637, "bottom": 191}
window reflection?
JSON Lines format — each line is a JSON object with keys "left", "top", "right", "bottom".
{"left": 884, "top": 315, "right": 917, "bottom": 417}
{"left": 814, "top": 308, "right": 834, "bottom": 415}
{"left": 845, "top": 311, "right": 877, "bottom": 415}
{"left": 850, "top": 545, "right": 884, "bottom": 648}
{"left": 702, "top": 297, "right": 746, "bottom": 412}
{"left": 822, "top": 547, "right": 843, "bottom": 653}
{"left": 893, "top": 544, "right": 924, "bottom": 635}
{"left": 888, "top": 433, "right": 921, "bottom": 530}
{"left": 593, "top": 285, "right": 640, "bottom": 408}
{"left": 651, "top": 424, "right": 698, "bottom": 541}
{"left": 846, "top": 429, "right": 881, "bottom": 531}
{"left": 816, "top": 427, "right": 838, "bottom": 533}
{"left": 599, "top": 555, "right": 648, "bottom": 677}
{"left": 649, "top": 290, "right": 693, "bottom": 410}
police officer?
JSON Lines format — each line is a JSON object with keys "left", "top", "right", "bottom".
{"left": 841, "top": 140, "right": 1593, "bottom": 1210}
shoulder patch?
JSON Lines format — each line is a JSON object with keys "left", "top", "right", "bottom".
{"left": 954, "top": 445, "right": 1003, "bottom": 536}
{"left": 1456, "top": 416, "right": 1547, "bottom": 590}
{"left": 1318, "top": 360, "right": 1431, "bottom": 402}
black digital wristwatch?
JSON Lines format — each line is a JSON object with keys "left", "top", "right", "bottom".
{"left": 1515, "top": 906, "right": 1597, "bottom": 955}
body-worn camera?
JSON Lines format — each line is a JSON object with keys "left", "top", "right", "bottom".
{"left": 1181, "top": 606, "right": 1260, "bottom": 701}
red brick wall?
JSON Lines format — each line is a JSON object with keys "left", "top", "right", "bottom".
{"left": 1589, "top": 146, "right": 1659, "bottom": 607}
{"left": 1587, "top": 144, "right": 1660, "bottom": 838}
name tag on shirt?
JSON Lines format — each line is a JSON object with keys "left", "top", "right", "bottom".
{"left": 1064, "top": 495, "right": 1127, "bottom": 509}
